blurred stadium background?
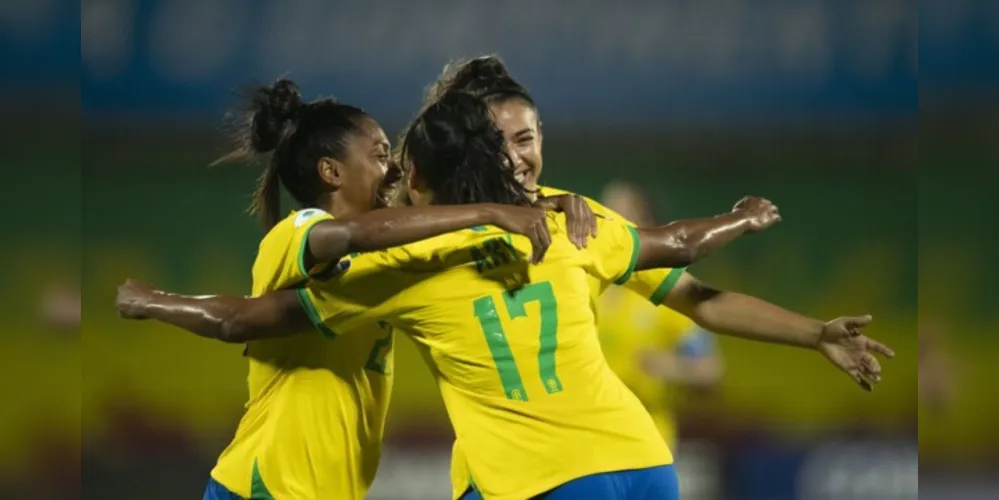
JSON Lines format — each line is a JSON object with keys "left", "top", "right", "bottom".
{"left": 4, "top": 0, "right": 998, "bottom": 498}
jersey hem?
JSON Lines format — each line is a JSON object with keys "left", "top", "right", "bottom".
{"left": 470, "top": 456, "right": 673, "bottom": 500}
{"left": 209, "top": 469, "right": 249, "bottom": 499}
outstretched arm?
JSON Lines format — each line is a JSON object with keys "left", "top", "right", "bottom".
{"left": 306, "top": 202, "right": 554, "bottom": 269}
{"left": 661, "top": 273, "right": 895, "bottom": 391}
{"left": 116, "top": 280, "right": 307, "bottom": 343}
{"left": 635, "top": 196, "right": 781, "bottom": 269}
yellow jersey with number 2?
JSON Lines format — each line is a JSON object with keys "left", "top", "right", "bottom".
{"left": 210, "top": 209, "right": 394, "bottom": 500}
{"left": 299, "top": 213, "right": 675, "bottom": 500}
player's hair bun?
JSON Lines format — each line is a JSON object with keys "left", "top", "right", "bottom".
{"left": 461, "top": 56, "right": 510, "bottom": 82}
{"left": 446, "top": 56, "right": 511, "bottom": 94}
{"left": 248, "top": 79, "right": 304, "bottom": 153}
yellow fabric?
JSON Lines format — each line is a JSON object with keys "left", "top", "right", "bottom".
{"left": 449, "top": 186, "right": 688, "bottom": 499}
{"left": 300, "top": 214, "right": 675, "bottom": 500}
{"left": 597, "top": 286, "right": 701, "bottom": 447}
{"left": 210, "top": 209, "right": 394, "bottom": 500}
{"left": 537, "top": 186, "right": 682, "bottom": 303}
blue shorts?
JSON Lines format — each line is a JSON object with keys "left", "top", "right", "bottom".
{"left": 203, "top": 478, "right": 244, "bottom": 500}
{"left": 460, "top": 465, "right": 679, "bottom": 500}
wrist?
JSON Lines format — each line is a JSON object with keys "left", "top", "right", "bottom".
{"left": 530, "top": 195, "right": 560, "bottom": 212}
{"left": 721, "top": 211, "right": 752, "bottom": 233}
{"left": 142, "top": 290, "right": 170, "bottom": 315}
{"left": 479, "top": 204, "right": 502, "bottom": 225}
{"left": 807, "top": 320, "right": 825, "bottom": 349}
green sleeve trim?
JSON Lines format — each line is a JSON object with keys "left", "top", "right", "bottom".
{"left": 296, "top": 218, "right": 329, "bottom": 279}
{"left": 295, "top": 287, "right": 338, "bottom": 338}
{"left": 614, "top": 226, "right": 642, "bottom": 285}
{"left": 649, "top": 268, "right": 687, "bottom": 304}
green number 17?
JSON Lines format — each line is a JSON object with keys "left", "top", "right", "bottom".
{"left": 472, "top": 281, "right": 563, "bottom": 401}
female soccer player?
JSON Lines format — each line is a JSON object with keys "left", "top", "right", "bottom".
{"left": 120, "top": 91, "right": 892, "bottom": 500}
{"left": 117, "top": 77, "right": 777, "bottom": 500}
{"left": 153, "top": 77, "right": 594, "bottom": 500}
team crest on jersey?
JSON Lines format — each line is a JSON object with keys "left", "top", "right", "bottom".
{"left": 294, "top": 208, "right": 329, "bottom": 228}
{"left": 313, "top": 256, "right": 352, "bottom": 281}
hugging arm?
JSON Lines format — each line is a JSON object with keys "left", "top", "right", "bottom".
{"left": 116, "top": 280, "right": 309, "bottom": 344}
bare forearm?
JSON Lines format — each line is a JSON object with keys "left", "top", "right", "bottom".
{"left": 309, "top": 205, "right": 497, "bottom": 264}
{"left": 686, "top": 291, "right": 822, "bottom": 348}
{"left": 142, "top": 292, "right": 245, "bottom": 342}
{"left": 666, "top": 276, "right": 823, "bottom": 349}
{"left": 637, "top": 213, "right": 751, "bottom": 269}
{"left": 347, "top": 205, "right": 496, "bottom": 251}
{"left": 143, "top": 292, "right": 302, "bottom": 343}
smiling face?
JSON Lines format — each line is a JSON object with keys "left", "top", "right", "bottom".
{"left": 317, "top": 115, "right": 391, "bottom": 215}
{"left": 489, "top": 97, "right": 542, "bottom": 198}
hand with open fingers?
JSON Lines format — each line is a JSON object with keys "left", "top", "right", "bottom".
{"left": 533, "top": 194, "right": 598, "bottom": 249}
{"left": 816, "top": 315, "right": 896, "bottom": 391}
{"left": 116, "top": 279, "right": 156, "bottom": 320}
{"left": 731, "top": 196, "right": 782, "bottom": 233}
{"left": 488, "top": 205, "right": 552, "bottom": 264}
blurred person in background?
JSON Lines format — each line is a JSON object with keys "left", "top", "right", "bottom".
{"left": 596, "top": 181, "right": 723, "bottom": 449}
{"left": 41, "top": 282, "right": 80, "bottom": 332}
{"left": 919, "top": 326, "right": 955, "bottom": 412}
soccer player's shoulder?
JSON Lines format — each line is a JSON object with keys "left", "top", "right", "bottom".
{"left": 537, "top": 185, "right": 629, "bottom": 222}
{"left": 259, "top": 209, "right": 333, "bottom": 250}
{"left": 252, "top": 208, "right": 334, "bottom": 280}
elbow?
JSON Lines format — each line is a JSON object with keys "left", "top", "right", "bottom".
{"left": 670, "top": 228, "right": 705, "bottom": 267}
{"left": 655, "top": 230, "right": 698, "bottom": 268}
{"left": 218, "top": 316, "right": 251, "bottom": 344}
{"left": 670, "top": 245, "right": 698, "bottom": 268}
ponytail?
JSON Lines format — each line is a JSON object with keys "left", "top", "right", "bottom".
{"left": 211, "top": 78, "right": 369, "bottom": 230}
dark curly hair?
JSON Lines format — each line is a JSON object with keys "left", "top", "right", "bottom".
{"left": 214, "top": 78, "right": 370, "bottom": 228}
{"left": 425, "top": 55, "right": 536, "bottom": 109}
{"left": 399, "top": 91, "right": 532, "bottom": 207}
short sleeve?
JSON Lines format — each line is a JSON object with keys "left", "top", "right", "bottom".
{"left": 622, "top": 267, "right": 686, "bottom": 305}
{"left": 564, "top": 190, "right": 686, "bottom": 305}
{"left": 251, "top": 209, "right": 336, "bottom": 295}
{"left": 584, "top": 217, "right": 642, "bottom": 285}
{"left": 294, "top": 249, "right": 410, "bottom": 337}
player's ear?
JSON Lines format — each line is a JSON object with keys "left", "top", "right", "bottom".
{"left": 405, "top": 166, "right": 432, "bottom": 206}
{"left": 317, "top": 157, "right": 344, "bottom": 190}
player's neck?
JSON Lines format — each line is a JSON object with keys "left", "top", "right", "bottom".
{"left": 316, "top": 192, "right": 361, "bottom": 219}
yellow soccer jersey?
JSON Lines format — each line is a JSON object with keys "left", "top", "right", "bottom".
{"left": 598, "top": 286, "right": 704, "bottom": 447}
{"left": 299, "top": 214, "right": 675, "bottom": 500}
{"left": 447, "top": 186, "right": 688, "bottom": 499}
{"left": 210, "top": 209, "right": 394, "bottom": 500}
{"left": 538, "top": 186, "right": 685, "bottom": 303}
